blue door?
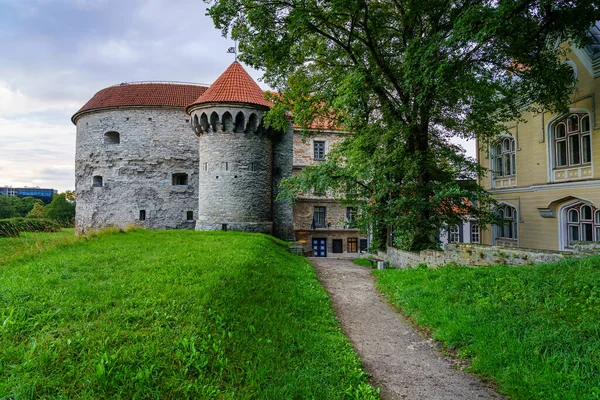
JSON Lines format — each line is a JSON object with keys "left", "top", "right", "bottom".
{"left": 312, "top": 238, "right": 327, "bottom": 257}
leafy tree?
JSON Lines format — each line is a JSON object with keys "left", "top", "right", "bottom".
{"left": 0, "top": 196, "right": 16, "bottom": 219}
{"left": 63, "top": 190, "right": 76, "bottom": 201}
{"left": 27, "top": 203, "right": 46, "bottom": 218}
{"left": 44, "top": 193, "right": 76, "bottom": 227}
{"left": 208, "top": 0, "right": 600, "bottom": 250}
{"left": 17, "top": 196, "right": 44, "bottom": 217}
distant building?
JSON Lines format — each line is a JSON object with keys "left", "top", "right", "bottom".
{"left": 0, "top": 186, "right": 58, "bottom": 204}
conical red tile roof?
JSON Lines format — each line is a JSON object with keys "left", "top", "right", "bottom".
{"left": 187, "top": 62, "right": 272, "bottom": 112}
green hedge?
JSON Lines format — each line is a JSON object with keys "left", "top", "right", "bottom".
{"left": 0, "top": 218, "right": 62, "bottom": 237}
{"left": 0, "top": 219, "right": 20, "bottom": 237}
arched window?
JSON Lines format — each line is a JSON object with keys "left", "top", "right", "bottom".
{"left": 92, "top": 175, "right": 103, "bottom": 187}
{"left": 495, "top": 204, "right": 518, "bottom": 241}
{"left": 104, "top": 131, "right": 120, "bottom": 144}
{"left": 492, "top": 136, "right": 515, "bottom": 177}
{"left": 210, "top": 112, "right": 219, "bottom": 133}
{"left": 553, "top": 113, "right": 591, "bottom": 168}
{"left": 564, "top": 203, "right": 600, "bottom": 246}
{"left": 200, "top": 113, "right": 210, "bottom": 133}
{"left": 234, "top": 112, "right": 245, "bottom": 133}
{"left": 222, "top": 111, "right": 233, "bottom": 132}
{"left": 246, "top": 113, "right": 258, "bottom": 134}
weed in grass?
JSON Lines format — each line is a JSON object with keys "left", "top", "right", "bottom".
{"left": 0, "top": 229, "right": 378, "bottom": 399}
{"left": 375, "top": 258, "right": 600, "bottom": 400}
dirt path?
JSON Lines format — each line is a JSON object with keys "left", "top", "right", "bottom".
{"left": 311, "top": 258, "right": 503, "bottom": 400}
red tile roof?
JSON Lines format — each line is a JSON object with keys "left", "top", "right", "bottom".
{"left": 72, "top": 82, "right": 208, "bottom": 124}
{"left": 186, "top": 62, "right": 272, "bottom": 112}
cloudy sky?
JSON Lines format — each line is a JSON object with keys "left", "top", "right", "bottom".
{"left": 0, "top": 0, "right": 474, "bottom": 192}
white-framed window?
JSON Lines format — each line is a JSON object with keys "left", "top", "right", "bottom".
{"left": 492, "top": 136, "right": 516, "bottom": 177}
{"left": 314, "top": 141, "right": 326, "bottom": 160}
{"left": 553, "top": 113, "right": 591, "bottom": 168}
{"left": 471, "top": 224, "right": 480, "bottom": 243}
{"left": 495, "top": 204, "right": 518, "bottom": 240}
{"left": 448, "top": 225, "right": 461, "bottom": 243}
{"left": 564, "top": 203, "right": 600, "bottom": 247}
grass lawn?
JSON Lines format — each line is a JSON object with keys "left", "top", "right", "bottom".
{"left": 353, "top": 258, "right": 373, "bottom": 268}
{"left": 1, "top": 229, "right": 378, "bottom": 399}
{"left": 375, "top": 259, "right": 600, "bottom": 400}
{"left": 0, "top": 228, "right": 77, "bottom": 264}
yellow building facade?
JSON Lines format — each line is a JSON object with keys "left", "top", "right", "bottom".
{"left": 478, "top": 29, "right": 600, "bottom": 251}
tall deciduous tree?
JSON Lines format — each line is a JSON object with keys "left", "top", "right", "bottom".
{"left": 208, "top": 0, "right": 599, "bottom": 250}
{"left": 44, "top": 194, "right": 75, "bottom": 227}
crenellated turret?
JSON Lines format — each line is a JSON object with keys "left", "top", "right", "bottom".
{"left": 186, "top": 62, "right": 279, "bottom": 235}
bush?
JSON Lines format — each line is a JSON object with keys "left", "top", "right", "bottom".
{"left": 0, "top": 219, "right": 20, "bottom": 237}
{"left": 0, "top": 218, "right": 61, "bottom": 237}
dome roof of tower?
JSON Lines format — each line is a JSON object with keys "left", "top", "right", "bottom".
{"left": 72, "top": 82, "right": 208, "bottom": 124}
{"left": 186, "top": 62, "right": 272, "bottom": 112}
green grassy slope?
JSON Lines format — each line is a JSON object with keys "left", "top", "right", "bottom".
{"left": 1, "top": 230, "right": 378, "bottom": 399}
{"left": 375, "top": 259, "right": 600, "bottom": 400}
{"left": 0, "top": 228, "right": 77, "bottom": 264}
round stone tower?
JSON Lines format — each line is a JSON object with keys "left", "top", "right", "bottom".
{"left": 186, "top": 62, "right": 275, "bottom": 234}
{"left": 72, "top": 82, "right": 207, "bottom": 233}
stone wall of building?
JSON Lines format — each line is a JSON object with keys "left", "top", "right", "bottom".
{"left": 272, "top": 124, "right": 295, "bottom": 241}
{"left": 294, "top": 199, "right": 365, "bottom": 256}
{"left": 191, "top": 105, "right": 273, "bottom": 234}
{"left": 379, "top": 243, "right": 574, "bottom": 269}
{"left": 292, "top": 130, "right": 348, "bottom": 167}
{"left": 75, "top": 108, "right": 198, "bottom": 233}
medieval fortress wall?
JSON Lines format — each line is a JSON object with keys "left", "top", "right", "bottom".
{"left": 74, "top": 107, "right": 199, "bottom": 233}
{"left": 73, "top": 66, "right": 296, "bottom": 241}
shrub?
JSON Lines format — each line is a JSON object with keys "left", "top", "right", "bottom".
{"left": 0, "top": 218, "right": 61, "bottom": 237}
{"left": 0, "top": 219, "right": 20, "bottom": 237}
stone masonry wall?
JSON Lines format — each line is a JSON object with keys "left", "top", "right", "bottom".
{"left": 192, "top": 105, "right": 273, "bottom": 234}
{"left": 293, "top": 130, "right": 348, "bottom": 167}
{"left": 75, "top": 108, "right": 198, "bottom": 233}
{"left": 294, "top": 199, "right": 365, "bottom": 256}
{"left": 379, "top": 243, "right": 574, "bottom": 269}
{"left": 272, "top": 124, "right": 295, "bottom": 241}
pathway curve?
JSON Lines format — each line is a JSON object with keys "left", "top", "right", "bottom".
{"left": 311, "top": 258, "right": 504, "bottom": 400}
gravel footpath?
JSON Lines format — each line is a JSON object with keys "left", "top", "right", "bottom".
{"left": 311, "top": 258, "right": 504, "bottom": 400}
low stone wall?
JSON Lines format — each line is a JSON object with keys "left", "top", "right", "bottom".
{"left": 378, "top": 243, "right": 576, "bottom": 269}
{"left": 377, "top": 247, "right": 420, "bottom": 269}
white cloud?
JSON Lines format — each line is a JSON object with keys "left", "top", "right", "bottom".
{"left": 77, "top": 39, "right": 142, "bottom": 66}
{"left": 0, "top": 116, "right": 74, "bottom": 191}
{"left": 0, "top": 80, "right": 80, "bottom": 116}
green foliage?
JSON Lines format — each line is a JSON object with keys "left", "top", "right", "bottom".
{"left": 375, "top": 258, "right": 600, "bottom": 399}
{"left": 353, "top": 258, "right": 373, "bottom": 268}
{"left": 43, "top": 193, "right": 75, "bottom": 227}
{"left": 0, "top": 196, "right": 17, "bottom": 219}
{"left": 0, "top": 217, "right": 62, "bottom": 234}
{"left": 0, "top": 195, "right": 45, "bottom": 219}
{"left": 208, "top": 0, "right": 600, "bottom": 250}
{"left": 0, "top": 219, "right": 20, "bottom": 238}
{"left": 0, "top": 230, "right": 378, "bottom": 398}
{"left": 27, "top": 202, "right": 45, "bottom": 218}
